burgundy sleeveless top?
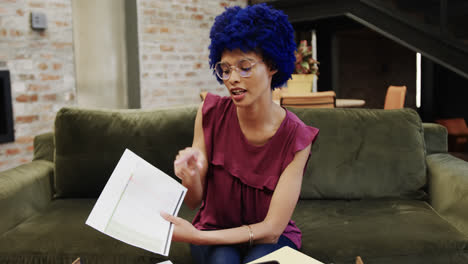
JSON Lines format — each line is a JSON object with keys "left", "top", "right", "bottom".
{"left": 192, "top": 93, "right": 319, "bottom": 249}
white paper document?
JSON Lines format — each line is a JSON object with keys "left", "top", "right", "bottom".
{"left": 86, "top": 149, "right": 187, "bottom": 256}
{"left": 247, "top": 246, "right": 324, "bottom": 264}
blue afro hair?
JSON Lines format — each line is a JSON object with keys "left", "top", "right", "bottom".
{"left": 208, "top": 3, "right": 296, "bottom": 90}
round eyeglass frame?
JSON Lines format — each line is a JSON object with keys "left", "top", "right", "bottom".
{"left": 214, "top": 59, "right": 261, "bottom": 80}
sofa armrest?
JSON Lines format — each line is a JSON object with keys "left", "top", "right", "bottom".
{"left": 33, "top": 132, "right": 54, "bottom": 162}
{"left": 428, "top": 153, "right": 468, "bottom": 236}
{"left": 0, "top": 160, "right": 54, "bottom": 235}
{"left": 423, "top": 123, "right": 448, "bottom": 155}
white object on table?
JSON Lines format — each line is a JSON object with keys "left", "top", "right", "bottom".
{"left": 336, "top": 99, "right": 366, "bottom": 108}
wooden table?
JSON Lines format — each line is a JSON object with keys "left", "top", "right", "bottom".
{"left": 336, "top": 99, "right": 366, "bottom": 108}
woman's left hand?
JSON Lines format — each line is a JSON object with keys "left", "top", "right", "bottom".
{"left": 160, "top": 212, "right": 200, "bottom": 244}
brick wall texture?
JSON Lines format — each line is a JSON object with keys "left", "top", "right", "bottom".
{"left": 137, "top": 0, "right": 246, "bottom": 108}
{"left": 0, "top": 0, "right": 247, "bottom": 171}
{"left": 0, "top": 0, "right": 76, "bottom": 171}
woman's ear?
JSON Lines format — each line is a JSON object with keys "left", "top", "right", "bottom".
{"left": 269, "top": 67, "right": 278, "bottom": 76}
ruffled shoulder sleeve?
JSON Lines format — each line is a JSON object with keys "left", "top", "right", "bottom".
{"left": 202, "top": 93, "right": 232, "bottom": 162}
{"left": 282, "top": 111, "right": 320, "bottom": 171}
{"left": 202, "top": 93, "right": 220, "bottom": 124}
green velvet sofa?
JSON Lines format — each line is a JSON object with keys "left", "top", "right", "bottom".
{"left": 1, "top": 106, "right": 468, "bottom": 264}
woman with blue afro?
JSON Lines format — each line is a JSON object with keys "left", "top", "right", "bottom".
{"left": 161, "top": 3, "right": 319, "bottom": 263}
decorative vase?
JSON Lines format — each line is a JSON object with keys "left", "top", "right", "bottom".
{"left": 286, "top": 74, "right": 316, "bottom": 94}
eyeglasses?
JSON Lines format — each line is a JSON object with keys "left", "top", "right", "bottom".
{"left": 214, "top": 59, "right": 261, "bottom": 80}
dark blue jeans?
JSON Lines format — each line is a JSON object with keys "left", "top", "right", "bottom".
{"left": 190, "top": 235, "right": 297, "bottom": 264}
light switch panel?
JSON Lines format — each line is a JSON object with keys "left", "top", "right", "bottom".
{"left": 31, "top": 12, "right": 47, "bottom": 30}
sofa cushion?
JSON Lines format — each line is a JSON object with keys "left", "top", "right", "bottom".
{"left": 293, "top": 199, "right": 468, "bottom": 263}
{"left": 290, "top": 108, "right": 427, "bottom": 199}
{"left": 54, "top": 106, "right": 197, "bottom": 198}
{"left": 0, "top": 199, "right": 197, "bottom": 264}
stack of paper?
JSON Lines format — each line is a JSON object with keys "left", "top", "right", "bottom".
{"left": 280, "top": 91, "right": 336, "bottom": 108}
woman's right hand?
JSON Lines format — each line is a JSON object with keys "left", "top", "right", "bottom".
{"left": 174, "top": 147, "right": 205, "bottom": 184}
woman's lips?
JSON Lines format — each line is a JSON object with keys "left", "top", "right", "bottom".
{"left": 230, "top": 88, "right": 246, "bottom": 101}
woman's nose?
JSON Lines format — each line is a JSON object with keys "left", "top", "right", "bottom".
{"left": 228, "top": 68, "right": 241, "bottom": 83}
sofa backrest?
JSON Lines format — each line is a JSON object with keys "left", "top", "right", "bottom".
{"left": 290, "top": 107, "right": 427, "bottom": 200}
{"left": 54, "top": 106, "right": 428, "bottom": 200}
{"left": 54, "top": 107, "right": 197, "bottom": 198}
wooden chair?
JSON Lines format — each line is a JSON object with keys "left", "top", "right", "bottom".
{"left": 356, "top": 256, "right": 364, "bottom": 264}
{"left": 435, "top": 118, "right": 468, "bottom": 152}
{"left": 280, "top": 91, "right": 336, "bottom": 108}
{"left": 384, "top": 85, "right": 406, "bottom": 109}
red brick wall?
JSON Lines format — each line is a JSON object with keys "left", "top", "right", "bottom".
{"left": 0, "top": 0, "right": 76, "bottom": 171}
{"left": 137, "top": 0, "right": 247, "bottom": 108}
{"left": 0, "top": 0, "right": 248, "bottom": 172}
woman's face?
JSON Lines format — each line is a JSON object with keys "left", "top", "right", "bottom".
{"left": 219, "top": 49, "right": 277, "bottom": 108}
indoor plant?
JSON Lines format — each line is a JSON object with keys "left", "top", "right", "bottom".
{"left": 287, "top": 40, "right": 319, "bottom": 93}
